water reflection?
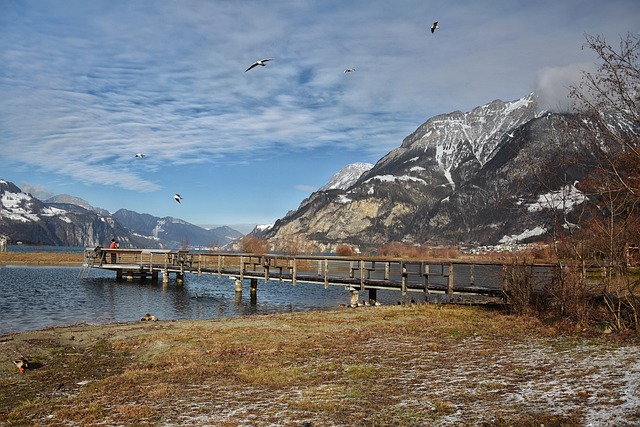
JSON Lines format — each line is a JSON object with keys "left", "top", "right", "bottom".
{"left": 0, "top": 266, "right": 409, "bottom": 334}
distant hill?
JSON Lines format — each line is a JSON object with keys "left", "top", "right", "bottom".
{"left": 45, "top": 194, "right": 110, "bottom": 216}
{"left": 0, "top": 179, "right": 242, "bottom": 248}
{"left": 113, "top": 209, "right": 242, "bottom": 249}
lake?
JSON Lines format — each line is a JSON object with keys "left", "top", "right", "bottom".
{"left": 1, "top": 246, "right": 527, "bottom": 334}
{"left": 0, "top": 264, "right": 410, "bottom": 335}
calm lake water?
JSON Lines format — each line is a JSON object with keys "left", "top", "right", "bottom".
{"left": 0, "top": 263, "right": 408, "bottom": 335}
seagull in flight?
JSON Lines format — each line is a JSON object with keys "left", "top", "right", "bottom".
{"left": 245, "top": 58, "right": 273, "bottom": 72}
{"left": 174, "top": 194, "right": 183, "bottom": 204}
{"left": 344, "top": 68, "right": 355, "bottom": 73}
{"left": 430, "top": 21, "right": 439, "bottom": 33}
{"left": 135, "top": 153, "right": 145, "bottom": 158}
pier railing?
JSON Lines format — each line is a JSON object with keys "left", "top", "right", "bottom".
{"left": 83, "top": 248, "right": 561, "bottom": 302}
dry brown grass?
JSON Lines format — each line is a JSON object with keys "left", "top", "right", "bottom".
{"left": 1, "top": 305, "right": 638, "bottom": 426}
{"left": 0, "top": 251, "right": 83, "bottom": 265}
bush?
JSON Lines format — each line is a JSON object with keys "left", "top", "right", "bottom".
{"left": 335, "top": 245, "right": 357, "bottom": 256}
{"left": 238, "top": 236, "right": 270, "bottom": 254}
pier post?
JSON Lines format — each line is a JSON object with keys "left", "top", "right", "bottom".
{"left": 176, "top": 273, "right": 184, "bottom": 285}
{"left": 349, "top": 290, "right": 359, "bottom": 307}
{"left": 470, "top": 264, "right": 475, "bottom": 287}
{"left": 448, "top": 263, "right": 454, "bottom": 303}
{"left": 235, "top": 278, "right": 243, "bottom": 294}
{"left": 250, "top": 278, "right": 258, "bottom": 303}
{"left": 152, "top": 270, "right": 158, "bottom": 281}
{"left": 116, "top": 269, "right": 123, "bottom": 280}
{"left": 369, "top": 288, "right": 377, "bottom": 305}
{"left": 162, "top": 269, "right": 169, "bottom": 284}
{"left": 126, "top": 271, "right": 134, "bottom": 281}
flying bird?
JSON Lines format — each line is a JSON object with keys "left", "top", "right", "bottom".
{"left": 245, "top": 58, "right": 273, "bottom": 72}
{"left": 430, "top": 21, "right": 439, "bottom": 33}
{"left": 344, "top": 68, "right": 355, "bottom": 73}
{"left": 174, "top": 194, "right": 182, "bottom": 204}
{"left": 135, "top": 153, "right": 145, "bottom": 158}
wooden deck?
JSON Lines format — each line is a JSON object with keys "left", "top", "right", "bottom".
{"left": 81, "top": 248, "right": 556, "bottom": 303}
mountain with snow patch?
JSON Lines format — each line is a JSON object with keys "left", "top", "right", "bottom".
{"left": 0, "top": 179, "right": 242, "bottom": 248}
{"left": 319, "top": 162, "right": 373, "bottom": 191}
{"left": 261, "top": 93, "right": 628, "bottom": 251}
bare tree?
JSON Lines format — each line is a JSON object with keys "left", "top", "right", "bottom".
{"left": 238, "top": 235, "right": 270, "bottom": 254}
{"left": 568, "top": 32, "right": 640, "bottom": 330}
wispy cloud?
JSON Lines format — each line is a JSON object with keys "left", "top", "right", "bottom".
{"left": 1, "top": 0, "right": 638, "bottom": 223}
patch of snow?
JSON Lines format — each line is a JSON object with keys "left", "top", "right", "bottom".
{"left": 499, "top": 226, "right": 547, "bottom": 244}
{"left": 1, "top": 191, "right": 40, "bottom": 222}
{"left": 336, "top": 195, "right": 352, "bottom": 204}
{"left": 443, "top": 169, "right": 455, "bottom": 189}
{"left": 255, "top": 224, "right": 273, "bottom": 232}
{"left": 503, "top": 94, "right": 533, "bottom": 115}
{"left": 409, "top": 166, "right": 425, "bottom": 172}
{"left": 365, "top": 175, "right": 426, "bottom": 185}
{"left": 319, "top": 162, "right": 373, "bottom": 191}
{"left": 527, "top": 182, "right": 586, "bottom": 212}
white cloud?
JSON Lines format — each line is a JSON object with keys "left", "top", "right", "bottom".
{"left": 1, "top": 0, "right": 638, "bottom": 224}
{"left": 535, "top": 63, "right": 594, "bottom": 112}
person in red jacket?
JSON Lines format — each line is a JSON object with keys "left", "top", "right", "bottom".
{"left": 109, "top": 239, "right": 117, "bottom": 263}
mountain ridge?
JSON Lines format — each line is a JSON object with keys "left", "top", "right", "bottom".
{"left": 259, "top": 93, "right": 613, "bottom": 251}
{"left": 0, "top": 179, "right": 241, "bottom": 248}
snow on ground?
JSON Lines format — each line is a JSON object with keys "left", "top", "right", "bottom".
{"left": 500, "top": 226, "right": 547, "bottom": 244}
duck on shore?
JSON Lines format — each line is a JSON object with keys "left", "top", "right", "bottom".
{"left": 13, "top": 357, "right": 29, "bottom": 374}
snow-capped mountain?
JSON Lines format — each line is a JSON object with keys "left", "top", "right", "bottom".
{"left": 319, "top": 162, "right": 374, "bottom": 191}
{"left": 262, "top": 93, "right": 618, "bottom": 250}
{"left": 112, "top": 209, "right": 242, "bottom": 248}
{"left": 0, "top": 179, "right": 242, "bottom": 248}
{"left": 45, "top": 194, "right": 110, "bottom": 216}
{"left": 0, "top": 179, "right": 139, "bottom": 247}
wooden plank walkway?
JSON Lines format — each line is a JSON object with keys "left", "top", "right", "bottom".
{"left": 81, "top": 248, "right": 556, "bottom": 303}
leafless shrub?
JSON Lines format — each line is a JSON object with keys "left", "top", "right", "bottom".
{"left": 335, "top": 244, "right": 357, "bottom": 256}
{"left": 377, "top": 242, "right": 460, "bottom": 259}
{"left": 238, "top": 235, "right": 270, "bottom": 253}
{"left": 505, "top": 257, "right": 535, "bottom": 315}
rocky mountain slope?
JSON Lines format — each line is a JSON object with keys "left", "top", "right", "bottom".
{"left": 0, "top": 180, "right": 241, "bottom": 248}
{"left": 112, "top": 209, "right": 242, "bottom": 249}
{"left": 260, "top": 93, "right": 610, "bottom": 251}
{"left": 318, "top": 162, "right": 374, "bottom": 191}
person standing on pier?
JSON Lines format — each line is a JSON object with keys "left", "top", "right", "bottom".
{"left": 109, "top": 239, "right": 118, "bottom": 263}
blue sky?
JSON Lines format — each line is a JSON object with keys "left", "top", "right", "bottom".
{"left": 1, "top": 0, "right": 638, "bottom": 232}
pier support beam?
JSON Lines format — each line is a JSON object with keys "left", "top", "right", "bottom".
{"left": 250, "top": 278, "right": 258, "bottom": 303}
{"left": 162, "top": 269, "right": 169, "bottom": 285}
{"left": 235, "top": 278, "right": 243, "bottom": 294}
{"left": 176, "top": 273, "right": 184, "bottom": 285}
{"left": 126, "top": 271, "right": 134, "bottom": 281}
{"left": 350, "top": 290, "right": 359, "bottom": 308}
{"left": 368, "top": 288, "right": 377, "bottom": 305}
{"left": 116, "top": 269, "right": 123, "bottom": 280}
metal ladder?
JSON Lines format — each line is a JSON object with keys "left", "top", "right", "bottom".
{"left": 77, "top": 250, "right": 96, "bottom": 279}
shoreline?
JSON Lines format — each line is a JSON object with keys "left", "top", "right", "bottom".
{"left": 0, "top": 251, "right": 84, "bottom": 266}
{"left": 1, "top": 305, "right": 638, "bottom": 426}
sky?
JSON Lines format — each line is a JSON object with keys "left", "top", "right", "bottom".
{"left": 1, "top": 0, "right": 638, "bottom": 232}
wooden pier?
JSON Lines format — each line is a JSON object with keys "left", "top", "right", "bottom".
{"left": 81, "top": 248, "right": 555, "bottom": 304}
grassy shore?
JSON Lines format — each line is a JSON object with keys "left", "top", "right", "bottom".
{"left": 0, "top": 252, "right": 83, "bottom": 266}
{"left": 1, "top": 304, "right": 639, "bottom": 426}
